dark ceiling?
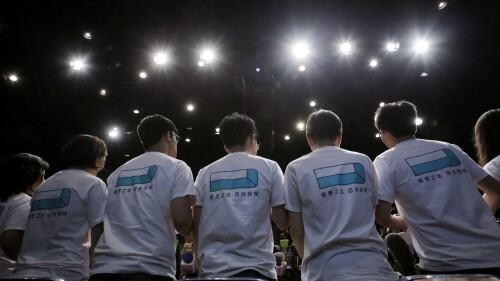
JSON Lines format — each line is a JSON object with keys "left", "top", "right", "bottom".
{"left": 1, "top": 0, "right": 499, "bottom": 179}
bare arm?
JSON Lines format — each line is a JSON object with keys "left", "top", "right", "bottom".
{"left": 271, "top": 205, "right": 289, "bottom": 231}
{"left": 0, "top": 230, "right": 24, "bottom": 260}
{"left": 375, "top": 200, "right": 408, "bottom": 230}
{"left": 89, "top": 222, "right": 104, "bottom": 268}
{"left": 288, "top": 211, "right": 304, "bottom": 259}
{"left": 476, "top": 175, "right": 500, "bottom": 213}
{"left": 171, "top": 195, "right": 194, "bottom": 237}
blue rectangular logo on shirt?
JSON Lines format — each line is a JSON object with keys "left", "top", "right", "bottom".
{"left": 210, "top": 169, "right": 258, "bottom": 192}
{"left": 314, "top": 163, "right": 366, "bottom": 189}
{"left": 405, "top": 148, "right": 461, "bottom": 176}
{"left": 31, "top": 188, "right": 72, "bottom": 211}
{"left": 116, "top": 165, "right": 158, "bottom": 187}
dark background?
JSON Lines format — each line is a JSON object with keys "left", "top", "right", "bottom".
{"left": 1, "top": 0, "right": 499, "bottom": 180}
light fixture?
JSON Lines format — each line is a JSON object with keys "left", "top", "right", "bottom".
{"left": 414, "top": 40, "right": 429, "bottom": 53}
{"left": 339, "top": 43, "right": 354, "bottom": 55}
{"left": 438, "top": 1, "right": 447, "bottom": 9}
{"left": 256, "top": 67, "right": 260, "bottom": 72}
{"left": 154, "top": 52, "right": 167, "bottom": 65}
{"left": 415, "top": 117, "right": 423, "bottom": 126}
{"left": 375, "top": 133, "right": 380, "bottom": 138}
{"left": 309, "top": 101, "right": 316, "bottom": 107}
{"left": 379, "top": 102, "right": 385, "bottom": 107}
{"left": 100, "top": 89, "right": 107, "bottom": 96}
{"left": 9, "top": 74, "right": 18, "bottom": 82}
{"left": 83, "top": 32, "right": 92, "bottom": 39}
{"left": 298, "top": 65, "right": 306, "bottom": 72}
{"left": 369, "top": 59, "right": 378, "bottom": 68}
{"left": 215, "top": 127, "right": 220, "bottom": 135}
{"left": 200, "top": 50, "right": 215, "bottom": 63}
{"left": 386, "top": 42, "right": 400, "bottom": 52}
{"left": 420, "top": 72, "right": 429, "bottom": 77}
{"left": 187, "top": 104, "right": 194, "bottom": 111}
{"left": 70, "top": 59, "right": 84, "bottom": 70}
{"left": 296, "top": 122, "right": 305, "bottom": 131}
{"left": 292, "top": 43, "right": 310, "bottom": 59}
{"left": 198, "top": 61, "right": 205, "bottom": 67}
{"left": 133, "top": 109, "right": 140, "bottom": 114}
{"left": 139, "top": 71, "right": 147, "bottom": 79}
{"left": 108, "top": 127, "right": 119, "bottom": 138}
{"left": 185, "top": 138, "right": 191, "bottom": 143}
{"left": 284, "top": 135, "right": 290, "bottom": 141}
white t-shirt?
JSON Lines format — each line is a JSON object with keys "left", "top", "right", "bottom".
{"left": 91, "top": 152, "right": 195, "bottom": 279}
{"left": 15, "top": 169, "right": 107, "bottom": 281}
{"left": 0, "top": 193, "right": 31, "bottom": 277}
{"left": 194, "top": 152, "right": 285, "bottom": 279}
{"left": 284, "top": 146, "right": 398, "bottom": 281}
{"left": 484, "top": 155, "right": 500, "bottom": 181}
{"left": 375, "top": 138, "right": 500, "bottom": 271}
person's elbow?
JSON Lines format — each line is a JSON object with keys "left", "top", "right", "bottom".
{"left": 272, "top": 205, "right": 289, "bottom": 231}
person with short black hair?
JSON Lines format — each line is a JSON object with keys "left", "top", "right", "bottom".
{"left": 15, "top": 134, "right": 108, "bottom": 281}
{"left": 374, "top": 101, "right": 500, "bottom": 276}
{"left": 91, "top": 114, "right": 194, "bottom": 281}
{"left": 0, "top": 153, "right": 49, "bottom": 277}
{"left": 193, "top": 112, "right": 288, "bottom": 281}
{"left": 284, "top": 109, "right": 398, "bottom": 281}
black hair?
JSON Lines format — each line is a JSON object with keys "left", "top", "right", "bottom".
{"left": 306, "top": 109, "right": 343, "bottom": 142}
{"left": 218, "top": 113, "right": 257, "bottom": 148}
{"left": 60, "top": 134, "right": 107, "bottom": 169}
{"left": 0, "top": 153, "right": 49, "bottom": 201}
{"left": 474, "top": 108, "right": 500, "bottom": 166}
{"left": 137, "top": 114, "right": 178, "bottom": 151}
{"left": 374, "top": 100, "right": 417, "bottom": 138}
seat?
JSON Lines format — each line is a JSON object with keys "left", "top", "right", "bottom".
{"left": 401, "top": 274, "right": 500, "bottom": 281}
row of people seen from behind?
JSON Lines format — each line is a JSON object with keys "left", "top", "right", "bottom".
{"left": 0, "top": 101, "right": 499, "bottom": 281}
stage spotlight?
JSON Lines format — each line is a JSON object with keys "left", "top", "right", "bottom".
{"left": 297, "top": 122, "right": 305, "bottom": 131}
{"left": 256, "top": 67, "right": 260, "bottom": 72}
{"left": 70, "top": 59, "right": 85, "bottom": 70}
{"left": 108, "top": 127, "right": 119, "bottom": 138}
{"left": 438, "top": 1, "right": 447, "bottom": 9}
{"left": 185, "top": 138, "right": 191, "bottom": 143}
{"left": 139, "top": 71, "right": 147, "bottom": 79}
{"left": 100, "top": 89, "right": 107, "bottom": 96}
{"left": 9, "top": 74, "right": 18, "bottom": 82}
{"left": 386, "top": 42, "right": 400, "bottom": 52}
{"left": 200, "top": 50, "right": 215, "bottom": 63}
{"left": 375, "top": 133, "right": 380, "bottom": 138}
{"left": 154, "top": 52, "right": 167, "bottom": 65}
{"left": 298, "top": 65, "right": 306, "bottom": 72}
{"left": 309, "top": 101, "right": 316, "bottom": 107}
{"left": 379, "top": 102, "right": 385, "bottom": 107}
{"left": 187, "top": 104, "right": 194, "bottom": 111}
{"left": 369, "top": 59, "right": 378, "bottom": 68}
{"left": 83, "top": 32, "right": 92, "bottom": 39}
{"left": 420, "top": 72, "right": 429, "bottom": 77}
{"left": 415, "top": 117, "right": 423, "bottom": 126}
{"left": 339, "top": 43, "right": 354, "bottom": 55}
{"left": 133, "top": 109, "right": 140, "bottom": 114}
{"left": 215, "top": 127, "right": 220, "bottom": 135}
{"left": 414, "top": 40, "right": 429, "bottom": 53}
{"left": 292, "top": 43, "right": 310, "bottom": 59}
{"left": 198, "top": 61, "right": 205, "bottom": 67}
{"left": 284, "top": 135, "right": 290, "bottom": 141}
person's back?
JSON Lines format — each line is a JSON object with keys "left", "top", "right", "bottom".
{"left": 15, "top": 135, "right": 108, "bottom": 281}
{"left": 90, "top": 114, "right": 194, "bottom": 281}
{"left": 284, "top": 109, "right": 397, "bottom": 281}
{"left": 374, "top": 101, "right": 500, "bottom": 275}
{"left": 91, "top": 152, "right": 192, "bottom": 277}
{"left": 193, "top": 113, "right": 288, "bottom": 281}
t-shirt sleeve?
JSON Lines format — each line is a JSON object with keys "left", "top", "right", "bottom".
{"left": 484, "top": 156, "right": 500, "bottom": 181}
{"left": 374, "top": 155, "right": 396, "bottom": 204}
{"left": 194, "top": 167, "right": 206, "bottom": 206}
{"left": 87, "top": 179, "right": 107, "bottom": 228}
{"left": 171, "top": 161, "right": 195, "bottom": 200}
{"left": 452, "top": 144, "right": 488, "bottom": 182}
{"left": 365, "top": 158, "right": 379, "bottom": 206}
{"left": 270, "top": 162, "right": 285, "bottom": 207}
{"left": 284, "top": 164, "right": 301, "bottom": 212}
{"left": 4, "top": 195, "right": 31, "bottom": 230}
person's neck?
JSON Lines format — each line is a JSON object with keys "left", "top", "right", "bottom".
{"left": 393, "top": 135, "right": 416, "bottom": 146}
{"left": 147, "top": 143, "right": 169, "bottom": 155}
